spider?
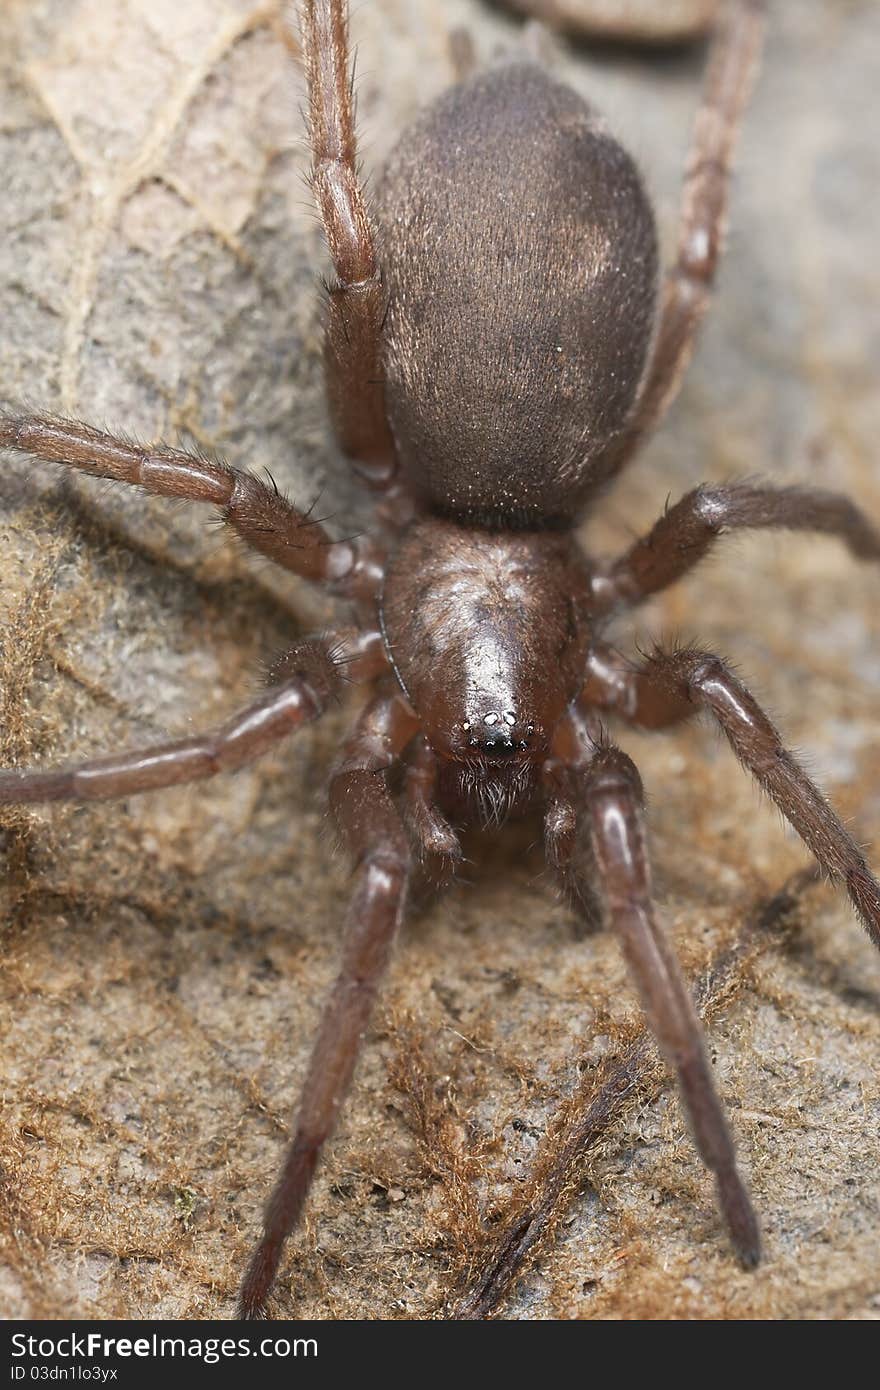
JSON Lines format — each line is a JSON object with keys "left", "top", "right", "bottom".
{"left": 2, "top": 0, "right": 879, "bottom": 1320}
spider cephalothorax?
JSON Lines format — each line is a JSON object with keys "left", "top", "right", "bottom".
{"left": 381, "top": 518, "right": 594, "bottom": 818}
{"left": 2, "top": 0, "right": 879, "bottom": 1322}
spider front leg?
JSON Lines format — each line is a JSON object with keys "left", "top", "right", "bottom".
{"left": 298, "top": 0, "right": 397, "bottom": 491}
{"left": 237, "top": 691, "right": 418, "bottom": 1319}
{"left": 0, "top": 637, "right": 350, "bottom": 804}
{"left": 590, "top": 483, "right": 880, "bottom": 614}
{"left": 581, "top": 644, "right": 880, "bottom": 950}
{"left": 0, "top": 413, "right": 382, "bottom": 598}
{"left": 563, "top": 736, "right": 760, "bottom": 1264}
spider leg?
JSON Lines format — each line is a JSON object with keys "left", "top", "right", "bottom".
{"left": 628, "top": 0, "right": 766, "bottom": 444}
{"left": 298, "top": 1, "right": 400, "bottom": 498}
{"left": 580, "top": 644, "right": 880, "bottom": 950}
{"left": 0, "top": 413, "right": 382, "bottom": 599}
{"left": 402, "top": 735, "right": 462, "bottom": 887}
{"left": 265, "top": 625, "right": 386, "bottom": 687}
{"left": 571, "top": 736, "right": 760, "bottom": 1264}
{"left": 591, "top": 482, "right": 880, "bottom": 614}
{"left": 497, "top": 1, "right": 717, "bottom": 43}
{"left": 0, "top": 637, "right": 347, "bottom": 804}
{"left": 237, "top": 691, "right": 418, "bottom": 1319}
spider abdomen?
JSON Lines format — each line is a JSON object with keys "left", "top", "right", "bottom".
{"left": 376, "top": 60, "right": 659, "bottom": 527}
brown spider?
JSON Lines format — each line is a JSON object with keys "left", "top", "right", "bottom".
{"left": 2, "top": 0, "right": 880, "bottom": 1320}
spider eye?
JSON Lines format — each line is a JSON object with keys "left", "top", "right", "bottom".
{"left": 468, "top": 714, "right": 534, "bottom": 758}
{"left": 480, "top": 732, "right": 521, "bottom": 757}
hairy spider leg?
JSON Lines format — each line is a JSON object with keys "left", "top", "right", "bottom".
{"left": 621, "top": 0, "right": 767, "bottom": 453}
{"left": 590, "top": 482, "right": 880, "bottom": 613}
{"left": 237, "top": 692, "right": 418, "bottom": 1318}
{"left": 0, "top": 413, "right": 382, "bottom": 599}
{"left": 578, "top": 739, "right": 761, "bottom": 1264}
{"left": 580, "top": 646, "right": 880, "bottom": 951}
{"left": 0, "top": 638, "right": 351, "bottom": 804}
{"left": 299, "top": 0, "right": 399, "bottom": 492}
{"left": 544, "top": 702, "right": 760, "bottom": 1261}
